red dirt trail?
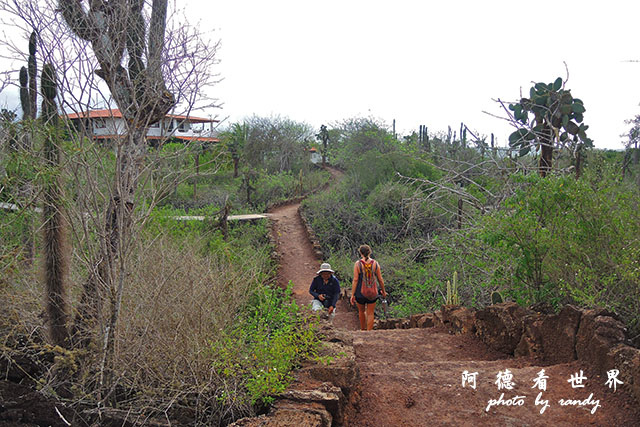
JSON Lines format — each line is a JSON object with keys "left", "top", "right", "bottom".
{"left": 268, "top": 167, "right": 640, "bottom": 427}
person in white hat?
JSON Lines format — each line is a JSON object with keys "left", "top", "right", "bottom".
{"left": 309, "top": 262, "right": 340, "bottom": 315}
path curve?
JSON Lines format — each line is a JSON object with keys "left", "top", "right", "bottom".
{"left": 268, "top": 166, "right": 359, "bottom": 331}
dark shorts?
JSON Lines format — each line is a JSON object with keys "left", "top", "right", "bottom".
{"left": 355, "top": 294, "right": 378, "bottom": 305}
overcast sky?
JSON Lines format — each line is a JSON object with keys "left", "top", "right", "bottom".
{"left": 189, "top": 0, "right": 640, "bottom": 149}
{"left": 1, "top": 1, "right": 639, "bottom": 149}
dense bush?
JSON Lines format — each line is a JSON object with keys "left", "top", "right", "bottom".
{"left": 161, "top": 167, "right": 329, "bottom": 212}
{"left": 480, "top": 172, "right": 640, "bottom": 332}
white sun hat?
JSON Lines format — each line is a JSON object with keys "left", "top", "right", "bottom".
{"left": 316, "top": 262, "right": 335, "bottom": 274}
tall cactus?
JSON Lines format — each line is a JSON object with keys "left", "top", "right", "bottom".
{"left": 446, "top": 271, "right": 460, "bottom": 305}
{"left": 20, "top": 31, "right": 37, "bottom": 121}
{"left": 19, "top": 67, "right": 30, "bottom": 120}
{"left": 18, "top": 32, "right": 38, "bottom": 264}
{"left": 41, "top": 63, "right": 70, "bottom": 347}
{"left": 28, "top": 32, "right": 37, "bottom": 119}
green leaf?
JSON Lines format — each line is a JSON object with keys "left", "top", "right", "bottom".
{"left": 513, "top": 104, "right": 523, "bottom": 119}
{"left": 519, "top": 145, "right": 531, "bottom": 156}
{"left": 532, "top": 123, "right": 545, "bottom": 133}
{"left": 509, "top": 129, "right": 530, "bottom": 146}
{"left": 565, "top": 121, "right": 580, "bottom": 135}
{"left": 553, "top": 77, "right": 562, "bottom": 91}
{"left": 572, "top": 103, "right": 586, "bottom": 113}
{"left": 562, "top": 115, "right": 569, "bottom": 128}
{"left": 535, "top": 82, "right": 548, "bottom": 92}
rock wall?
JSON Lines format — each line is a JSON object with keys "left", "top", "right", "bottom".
{"left": 376, "top": 302, "right": 640, "bottom": 406}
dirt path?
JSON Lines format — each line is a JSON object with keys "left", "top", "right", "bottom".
{"left": 269, "top": 167, "right": 358, "bottom": 331}
{"left": 348, "top": 328, "right": 639, "bottom": 426}
{"left": 269, "top": 168, "right": 640, "bottom": 426}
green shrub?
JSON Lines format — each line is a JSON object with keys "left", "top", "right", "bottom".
{"left": 211, "top": 283, "right": 320, "bottom": 405}
{"left": 481, "top": 173, "right": 640, "bottom": 333}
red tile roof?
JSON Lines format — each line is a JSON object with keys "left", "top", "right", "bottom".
{"left": 65, "top": 108, "right": 217, "bottom": 124}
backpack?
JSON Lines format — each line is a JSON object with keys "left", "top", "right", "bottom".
{"left": 358, "top": 259, "right": 379, "bottom": 300}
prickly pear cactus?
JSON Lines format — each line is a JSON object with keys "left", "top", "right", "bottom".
{"left": 491, "top": 291, "right": 504, "bottom": 305}
{"left": 508, "top": 77, "right": 593, "bottom": 176}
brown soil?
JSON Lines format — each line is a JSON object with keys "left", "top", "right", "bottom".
{"left": 270, "top": 166, "right": 640, "bottom": 427}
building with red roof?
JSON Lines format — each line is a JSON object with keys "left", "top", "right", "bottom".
{"left": 66, "top": 108, "right": 219, "bottom": 144}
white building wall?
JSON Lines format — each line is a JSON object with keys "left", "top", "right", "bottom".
{"left": 85, "top": 116, "right": 218, "bottom": 139}
{"left": 92, "top": 117, "right": 126, "bottom": 136}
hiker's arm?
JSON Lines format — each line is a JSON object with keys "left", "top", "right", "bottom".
{"left": 309, "top": 279, "right": 320, "bottom": 299}
{"left": 330, "top": 278, "right": 340, "bottom": 308}
{"left": 350, "top": 263, "right": 358, "bottom": 305}
{"left": 376, "top": 264, "right": 387, "bottom": 298}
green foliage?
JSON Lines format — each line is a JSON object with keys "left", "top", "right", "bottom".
{"left": 388, "top": 274, "right": 440, "bottom": 318}
{"left": 241, "top": 115, "right": 313, "bottom": 173}
{"left": 211, "top": 283, "right": 319, "bottom": 405}
{"left": 161, "top": 167, "right": 329, "bottom": 212}
{"left": 328, "top": 117, "right": 397, "bottom": 168}
{"left": 480, "top": 173, "right": 640, "bottom": 330}
{"left": 352, "top": 150, "right": 440, "bottom": 194}
{"left": 0, "top": 209, "right": 37, "bottom": 280}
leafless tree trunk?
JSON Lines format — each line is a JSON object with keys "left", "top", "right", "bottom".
{"left": 59, "top": 0, "right": 175, "bottom": 388}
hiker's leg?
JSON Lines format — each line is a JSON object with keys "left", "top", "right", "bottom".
{"left": 356, "top": 302, "right": 366, "bottom": 330}
{"left": 365, "top": 302, "right": 376, "bottom": 330}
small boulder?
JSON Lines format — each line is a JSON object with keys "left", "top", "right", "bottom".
{"left": 540, "top": 305, "right": 582, "bottom": 363}
{"left": 415, "top": 313, "right": 435, "bottom": 329}
{"left": 280, "top": 383, "right": 344, "bottom": 425}
{"left": 515, "top": 313, "right": 544, "bottom": 358}
{"left": 448, "top": 307, "right": 476, "bottom": 335}
{"left": 609, "top": 344, "right": 640, "bottom": 405}
{"left": 409, "top": 313, "right": 423, "bottom": 328}
{"left": 475, "top": 302, "right": 532, "bottom": 355}
{"left": 576, "top": 309, "right": 628, "bottom": 376}
{"left": 441, "top": 306, "right": 476, "bottom": 334}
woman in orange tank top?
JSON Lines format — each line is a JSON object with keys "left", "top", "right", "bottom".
{"left": 350, "top": 244, "right": 387, "bottom": 331}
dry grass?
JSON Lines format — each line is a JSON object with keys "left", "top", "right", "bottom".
{"left": 109, "top": 230, "right": 272, "bottom": 422}
{"left": 1, "top": 220, "right": 276, "bottom": 424}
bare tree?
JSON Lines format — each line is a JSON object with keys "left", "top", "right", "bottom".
{"left": 1, "top": 0, "right": 220, "bottom": 400}
{"left": 58, "top": 2, "right": 177, "bottom": 376}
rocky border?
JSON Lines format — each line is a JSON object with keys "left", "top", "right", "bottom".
{"left": 299, "top": 205, "right": 358, "bottom": 312}
{"left": 298, "top": 205, "right": 325, "bottom": 261}
{"left": 376, "top": 302, "right": 640, "bottom": 405}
